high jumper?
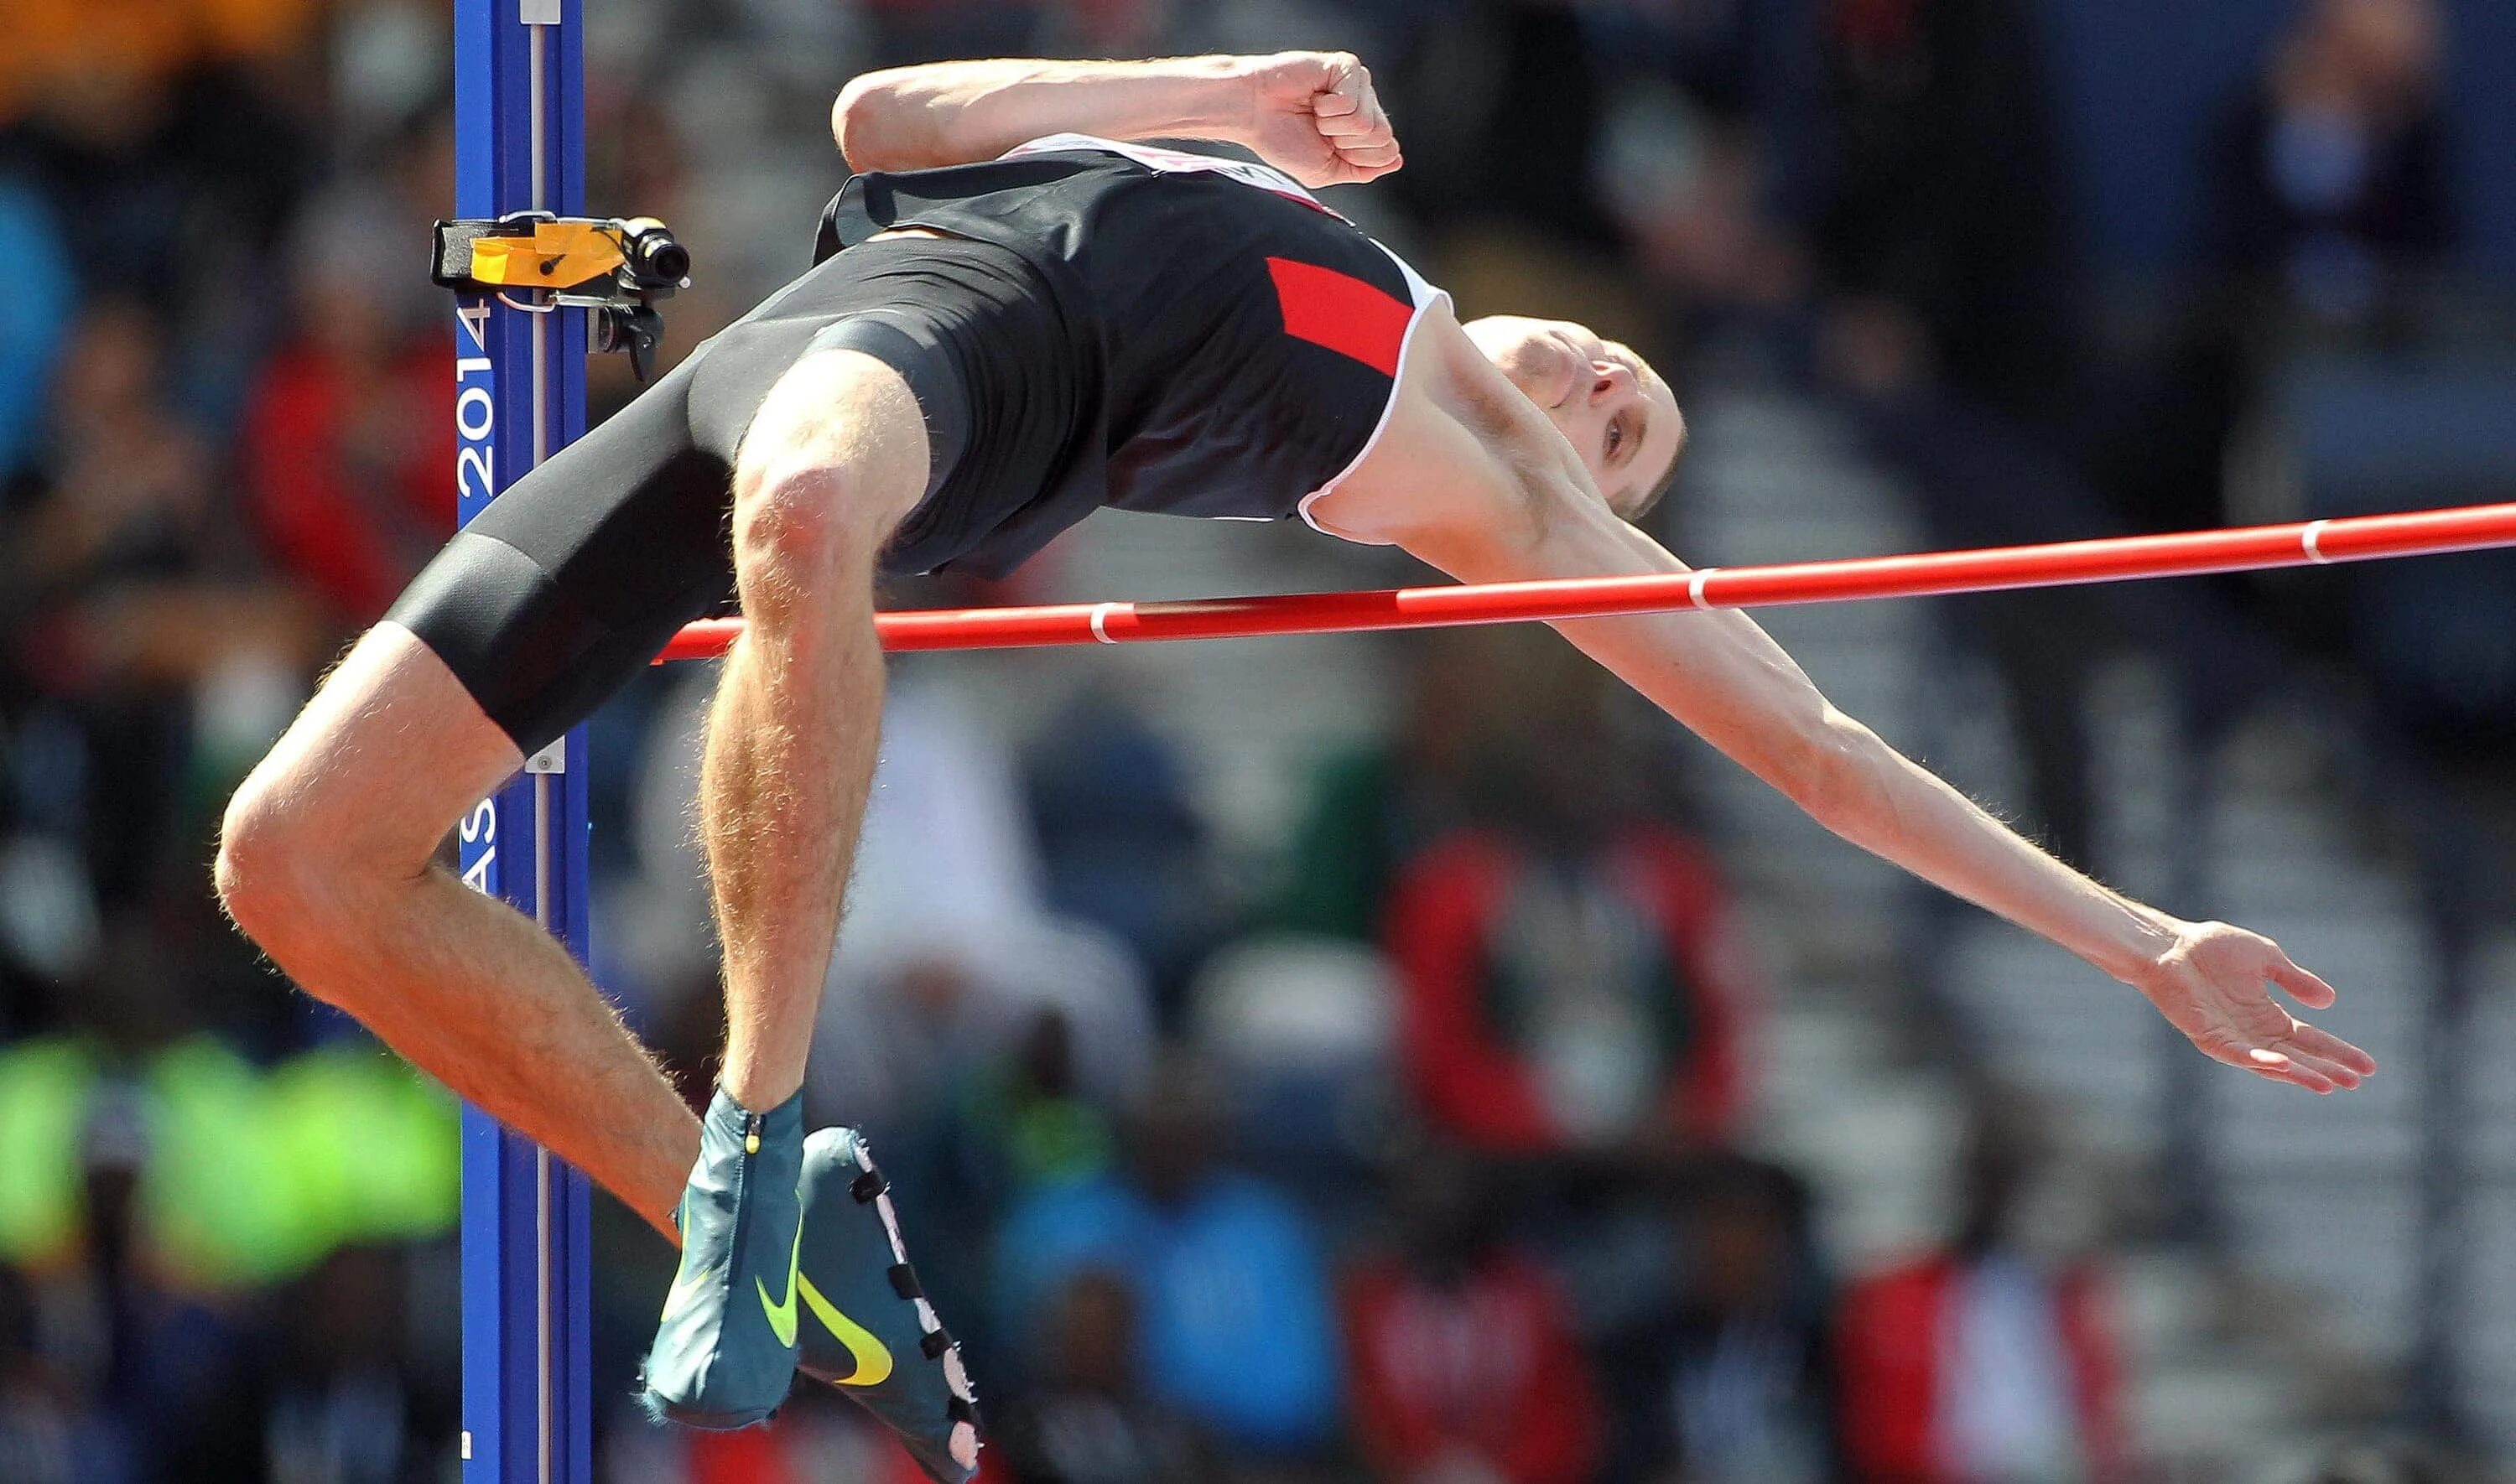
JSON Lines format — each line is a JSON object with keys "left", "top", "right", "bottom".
{"left": 212, "top": 50, "right": 2377, "bottom": 1481}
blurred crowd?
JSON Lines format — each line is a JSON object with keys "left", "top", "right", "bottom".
{"left": 3, "top": 0, "right": 2510, "bottom": 1481}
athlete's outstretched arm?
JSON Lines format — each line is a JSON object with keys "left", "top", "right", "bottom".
{"left": 831, "top": 53, "right": 1399, "bottom": 187}
{"left": 1344, "top": 342, "right": 2376, "bottom": 1095}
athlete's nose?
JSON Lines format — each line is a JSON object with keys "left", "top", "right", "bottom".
{"left": 1588, "top": 361, "right": 1635, "bottom": 406}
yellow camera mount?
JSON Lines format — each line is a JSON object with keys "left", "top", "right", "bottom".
{"left": 431, "top": 212, "right": 690, "bottom": 379}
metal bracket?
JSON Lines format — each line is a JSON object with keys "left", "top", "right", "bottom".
{"left": 525, "top": 739, "right": 566, "bottom": 775}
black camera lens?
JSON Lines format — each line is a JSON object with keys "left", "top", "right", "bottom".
{"left": 637, "top": 235, "right": 690, "bottom": 283}
{"left": 616, "top": 219, "right": 689, "bottom": 285}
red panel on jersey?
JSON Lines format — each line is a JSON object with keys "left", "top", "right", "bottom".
{"left": 1267, "top": 257, "right": 1411, "bottom": 377}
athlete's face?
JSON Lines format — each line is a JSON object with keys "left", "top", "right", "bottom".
{"left": 1465, "top": 316, "right": 1685, "bottom": 521}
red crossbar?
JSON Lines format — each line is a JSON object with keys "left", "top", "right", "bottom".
{"left": 654, "top": 501, "right": 2516, "bottom": 661}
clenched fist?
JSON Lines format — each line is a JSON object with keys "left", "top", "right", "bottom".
{"left": 1234, "top": 51, "right": 1401, "bottom": 189}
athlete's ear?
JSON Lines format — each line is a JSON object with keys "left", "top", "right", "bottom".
{"left": 1620, "top": 401, "right": 1687, "bottom": 525}
{"left": 1458, "top": 316, "right": 1526, "bottom": 362}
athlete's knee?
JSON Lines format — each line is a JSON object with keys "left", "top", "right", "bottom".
{"left": 216, "top": 771, "right": 321, "bottom": 947}
{"left": 213, "top": 762, "right": 384, "bottom": 958}
{"left": 727, "top": 351, "right": 928, "bottom": 591}
{"left": 215, "top": 774, "right": 424, "bottom": 1022}
{"left": 729, "top": 454, "right": 890, "bottom": 582}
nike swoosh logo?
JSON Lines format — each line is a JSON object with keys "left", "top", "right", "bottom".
{"left": 756, "top": 1222, "right": 803, "bottom": 1347}
{"left": 798, "top": 1274, "right": 894, "bottom": 1387}
{"left": 660, "top": 1258, "right": 716, "bottom": 1322}
{"left": 660, "top": 1196, "right": 715, "bottom": 1322}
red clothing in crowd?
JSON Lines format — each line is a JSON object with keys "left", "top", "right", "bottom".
{"left": 687, "top": 1418, "right": 932, "bottom": 1484}
{"left": 240, "top": 341, "right": 455, "bottom": 622}
{"left": 1385, "top": 826, "right": 1749, "bottom": 1151}
{"left": 1343, "top": 1253, "right": 1604, "bottom": 1484}
{"left": 1834, "top": 1254, "right": 2125, "bottom": 1484}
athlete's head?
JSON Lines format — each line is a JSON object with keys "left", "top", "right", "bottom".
{"left": 1464, "top": 315, "right": 1686, "bottom": 523}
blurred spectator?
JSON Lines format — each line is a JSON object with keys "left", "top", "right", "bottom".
{"left": 1275, "top": 629, "right": 1521, "bottom": 944}
{"left": 0, "top": 916, "right": 455, "bottom": 1484}
{"left": 895, "top": 1004, "right": 1122, "bottom": 1372}
{"left": 1025, "top": 687, "right": 1224, "bottom": 1006}
{"left": 1341, "top": 1139, "right": 1604, "bottom": 1484}
{"left": 0, "top": 179, "right": 76, "bottom": 480}
{"left": 1183, "top": 936, "right": 1396, "bottom": 1202}
{"left": 55, "top": 1077, "right": 268, "bottom": 1479}
{"left": 2302, "top": 1439, "right": 2483, "bottom": 1484}
{"left": 995, "top": 1056, "right": 1342, "bottom": 1458}
{"left": 860, "top": 0, "right": 1044, "bottom": 70}
{"left": 2, "top": 0, "right": 330, "bottom": 121}
{"left": 263, "top": 1244, "right": 457, "bottom": 1484}
{"left": 605, "top": 665, "right": 1155, "bottom": 1119}
{"left": 1383, "top": 1, "right": 1617, "bottom": 252}
{"left": 1806, "top": 0, "right": 2082, "bottom": 435}
{"left": 1595, "top": 84, "right": 1810, "bottom": 346}
{"left": 2, "top": 54, "right": 318, "bottom": 402}
{"left": 2211, "top": 0, "right": 2451, "bottom": 329}
{"left": 2, "top": 298, "right": 315, "bottom": 908}
{"left": 0, "top": 1253, "right": 134, "bottom": 1484}
{"left": 808, "top": 672, "right": 1156, "bottom": 1124}
{"left": 1849, "top": 399, "right": 2129, "bottom": 868}
{"left": 5, "top": 298, "right": 221, "bottom": 620}
{"left": 238, "top": 157, "right": 455, "bottom": 630}
{"left": 2191, "top": 5, "right": 2502, "bottom": 760}
{"left": 955, "top": 1007, "right": 1122, "bottom": 1197}
{"left": 992, "top": 1269, "right": 1214, "bottom": 1484}
{"left": 1834, "top": 1098, "right": 2124, "bottom": 1484}
{"left": 1601, "top": 1155, "right": 1842, "bottom": 1484}
{"left": 1383, "top": 651, "right": 1751, "bottom": 1155}
{"left": 671, "top": 1391, "right": 928, "bottom": 1484}
{"left": 0, "top": 928, "right": 455, "bottom": 1295}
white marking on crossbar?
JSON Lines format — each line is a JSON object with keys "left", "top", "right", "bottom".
{"left": 1089, "top": 603, "right": 1120, "bottom": 643}
{"left": 2300, "top": 519, "right": 2334, "bottom": 563}
{"left": 1688, "top": 569, "right": 1720, "bottom": 610}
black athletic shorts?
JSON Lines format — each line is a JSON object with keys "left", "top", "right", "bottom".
{"left": 386, "top": 234, "right": 1090, "bottom": 755}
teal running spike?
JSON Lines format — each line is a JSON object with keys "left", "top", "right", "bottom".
{"left": 638, "top": 1086, "right": 806, "bottom": 1430}
{"left": 795, "top": 1128, "right": 981, "bottom": 1483}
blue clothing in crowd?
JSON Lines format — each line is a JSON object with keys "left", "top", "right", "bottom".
{"left": 996, "top": 1170, "right": 1342, "bottom": 1453}
{"left": 0, "top": 180, "right": 76, "bottom": 475}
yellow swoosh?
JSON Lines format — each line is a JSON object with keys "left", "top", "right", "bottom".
{"left": 660, "top": 1199, "right": 715, "bottom": 1321}
{"left": 662, "top": 1258, "right": 718, "bottom": 1321}
{"left": 798, "top": 1274, "right": 894, "bottom": 1387}
{"left": 756, "top": 1222, "right": 803, "bottom": 1347}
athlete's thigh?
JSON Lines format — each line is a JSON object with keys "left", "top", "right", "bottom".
{"left": 731, "top": 346, "right": 933, "bottom": 546}
{"left": 389, "top": 348, "right": 737, "bottom": 757}
{"left": 244, "top": 623, "right": 523, "bottom": 873}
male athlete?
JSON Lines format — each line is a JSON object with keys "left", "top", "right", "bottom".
{"left": 214, "top": 50, "right": 2377, "bottom": 1483}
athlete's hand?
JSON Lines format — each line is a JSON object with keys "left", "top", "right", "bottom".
{"left": 1235, "top": 51, "right": 1401, "bottom": 188}
{"left": 2130, "top": 919, "right": 2377, "bottom": 1093}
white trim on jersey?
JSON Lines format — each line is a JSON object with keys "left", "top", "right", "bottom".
{"left": 1296, "top": 278, "right": 1451, "bottom": 547}
{"left": 1003, "top": 132, "right": 1328, "bottom": 210}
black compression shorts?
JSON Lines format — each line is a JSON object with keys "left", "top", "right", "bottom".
{"left": 385, "top": 234, "right": 1089, "bottom": 755}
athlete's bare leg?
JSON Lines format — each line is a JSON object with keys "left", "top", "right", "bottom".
{"left": 216, "top": 626, "right": 697, "bottom": 1238}
{"left": 703, "top": 350, "right": 929, "bottom": 1111}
